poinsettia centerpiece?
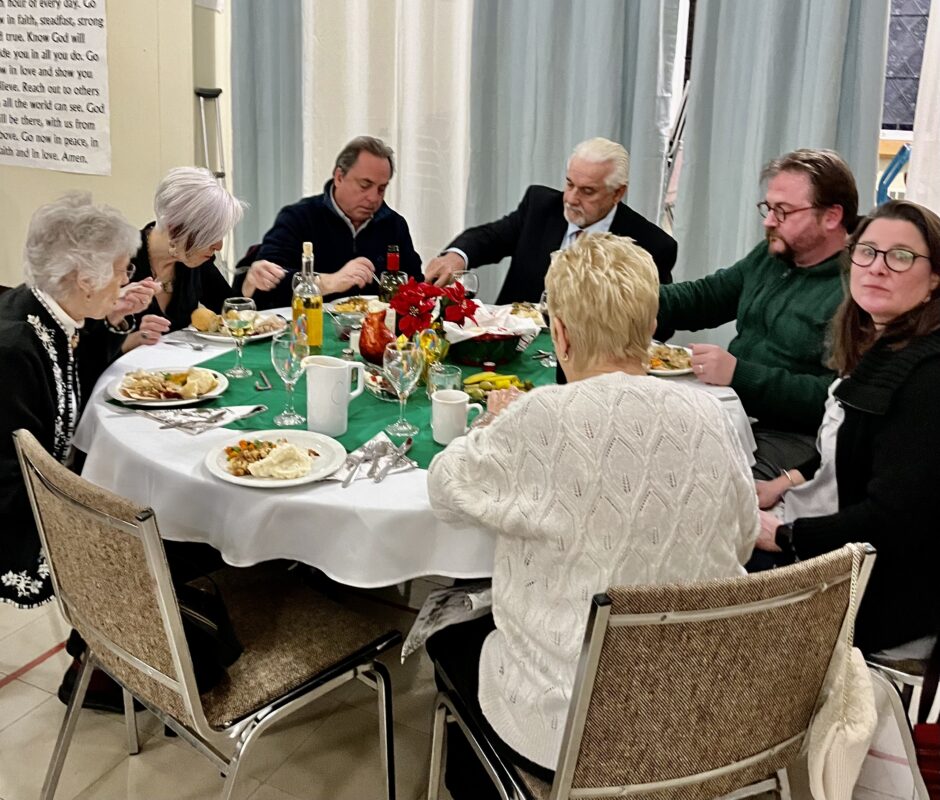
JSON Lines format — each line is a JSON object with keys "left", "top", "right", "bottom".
{"left": 389, "top": 278, "right": 478, "bottom": 337}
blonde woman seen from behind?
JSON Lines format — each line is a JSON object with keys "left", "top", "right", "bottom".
{"left": 426, "top": 232, "right": 760, "bottom": 799}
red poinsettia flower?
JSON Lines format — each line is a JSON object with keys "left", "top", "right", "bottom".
{"left": 390, "top": 279, "right": 438, "bottom": 337}
{"left": 443, "top": 297, "right": 478, "bottom": 325}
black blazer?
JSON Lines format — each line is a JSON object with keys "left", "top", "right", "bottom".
{"left": 448, "top": 184, "right": 677, "bottom": 305}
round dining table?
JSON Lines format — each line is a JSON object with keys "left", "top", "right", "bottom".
{"left": 73, "top": 311, "right": 757, "bottom": 588}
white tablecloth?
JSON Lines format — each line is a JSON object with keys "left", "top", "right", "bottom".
{"left": 73, "top": 336, "right": 756, "bottom": 588}
{"left": 73, "top": 338, "right": 496, "bottom": 588}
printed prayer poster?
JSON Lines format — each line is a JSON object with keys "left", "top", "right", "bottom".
{"left": 0, "top": 0, "right": 111, "bottom": 175}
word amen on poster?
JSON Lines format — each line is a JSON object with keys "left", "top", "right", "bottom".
{"left": 0, "top": 0, "right": 111, "bottom": 175}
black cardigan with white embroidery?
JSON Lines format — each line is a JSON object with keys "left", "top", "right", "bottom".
{"left": 0, "top": 286, "right": 81, "bottom": 608}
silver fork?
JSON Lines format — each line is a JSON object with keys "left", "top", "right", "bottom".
{"left": 341, "top": 440, "right": 381, "bottom": 487}
{"left": 162, "top": 336, "right": 207, "bottom": 351}
{"left": 366, "top": 441, "right": 391, "bottom": 479}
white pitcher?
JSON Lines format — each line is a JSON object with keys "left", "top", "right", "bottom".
{"left": 302, "top": 355, "right": 364, "bottom": 436}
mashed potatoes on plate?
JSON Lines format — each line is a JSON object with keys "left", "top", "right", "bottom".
{"left": 247, "top": 443, "right": 314, "bottom": 479}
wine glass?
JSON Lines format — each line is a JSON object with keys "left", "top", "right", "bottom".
{"left": 222, "top": 297, "right": 257, "bottom": 378}
{"left": 538, "top": 289, "right": 550, "bottom": 327}
{"left": 383, "top": 341, "right": 424, "bottom": 437}
{"left": 270, "top": 330, "right": 309, "bottom": 426}
{"left": 454, "top": 270, "right": 479, "bottom": 300}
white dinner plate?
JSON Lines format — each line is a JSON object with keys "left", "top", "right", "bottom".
{"left": 108, "top": 368, "right": 229, "bottom": 407}
{"left": 325, "top": 295, "right": 377, "bottom": 314}
{"left": 647, "top": 344, "right": 694, "bottom": 377}
{"left": 186, "top": 314, "right": 287, "bottom": 342}
{"left": 204, "top": 430, "right": 347, "bottom": 488}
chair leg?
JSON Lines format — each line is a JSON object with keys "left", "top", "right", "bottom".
{"left": 365, "top": 662, "right": 397, "bottom": 800}
{"left": 123, "top": 689, "right": 140, "bottom": 755}
{"left": 427, "top": 696, "right": 448, "bottom": 800}
{"left": 41, "top": 654, "right": 94, "bottom": 800}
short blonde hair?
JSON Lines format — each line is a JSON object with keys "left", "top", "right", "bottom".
{"left": 546, "top": 232, "right": 658, "bottom": 366}
{"left": 154, "top": 167, "right": 246, "bottom": 256}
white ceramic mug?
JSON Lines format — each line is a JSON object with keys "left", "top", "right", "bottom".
{"left": 432, "top": 389, "right": 483, "bottom": 445}
{"left": 302, "top": 355, "right": 364, "bottom": 436}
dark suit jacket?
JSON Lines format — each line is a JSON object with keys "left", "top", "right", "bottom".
{"left": 448, "top": 184, "right": 677, "bottom": 305}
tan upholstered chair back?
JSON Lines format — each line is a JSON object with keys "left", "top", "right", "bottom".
{"left": 15, "top": 429, "right": 197, "bottom": 727}
{"left": 559, "top": 546, "right": 868, "bottom": 800}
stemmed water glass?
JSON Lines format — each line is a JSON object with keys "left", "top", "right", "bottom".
{"left": 222, "top": 297, "right": 257, "bottom": 378}
{"left": 538, "top": 289, "right": 550, "bottom": 326}
{"left": 537, "top": 290, "right": 557, "bottom": 367}
{"left": 270, "top": 330, "right": 309, "bottom": 426}
{"left": 383, "top": 341, "right": 424, "bottom": 437}
{"left": 453, "top": 270, "right": 479, "bottom": 300}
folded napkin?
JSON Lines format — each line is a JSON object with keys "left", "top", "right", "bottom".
{"left": 327, "top": 431, "right": 417, "bottom": 483}
{"left": 133, "top": 405, "right": 266, "bottom": 435}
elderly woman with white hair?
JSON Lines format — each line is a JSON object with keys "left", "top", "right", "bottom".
{"left": 124, "top": 166, "right": 263, "bottom": 349}
{"left": 426, "top": 232, "right": 759, "bottom": 798}
{"left": 0, "top": 193, "right": 142, "bottom": 608}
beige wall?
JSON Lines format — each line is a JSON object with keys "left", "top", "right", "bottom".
{"left": 0, "top": 0, "right": 197, "bottom": 287}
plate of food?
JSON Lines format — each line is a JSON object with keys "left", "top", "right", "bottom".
{"left": 204, "top": 431, "right": 347, "bottom": 488}
{"left": 108, "top": 367, "right": 228, "bottom": 407}
{"left": 325, "top": 295, "right": 376, "bottom": 315}
{"left": 510, "top": 301, "right": 547, "bottom": 327}
{"left": 188, "top": 306, "right": 287, "bottom": 342}
{"left": 646, "top": 343, "right": 693, "bottom": 376}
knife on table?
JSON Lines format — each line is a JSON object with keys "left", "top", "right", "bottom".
{"left": 374, "top": 436, "right": 413, "bottom": 483}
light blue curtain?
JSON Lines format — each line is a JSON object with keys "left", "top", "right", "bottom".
{"left": 672, "top": 0, "right": 890, "bottom": 346}
{"left": 231, "top": 0, "right": 304, "bottom": 260}
{"left": 465, "top": 0, "right": 683, "bottom": 302}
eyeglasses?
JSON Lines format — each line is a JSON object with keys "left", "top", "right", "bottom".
{"left": 756, "top": 202, "right": 818, "bottom": 222}
{"left": 849, "top": 243, "right": 931, "bottom": 274}
{"left": 124, "top": 263, "right": 137, "bottom": 281}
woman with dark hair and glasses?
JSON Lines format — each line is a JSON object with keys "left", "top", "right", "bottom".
{"left": 755, "top": 199, "right": 940, "bottom": 653}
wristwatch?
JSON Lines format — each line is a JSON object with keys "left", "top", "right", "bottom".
{"left": 774, "top": 522, "right": 797, "bottom": 561}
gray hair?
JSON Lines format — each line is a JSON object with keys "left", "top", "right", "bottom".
{"left": 154, "top": 167, "right": 246, "bottom": 255}
{"left": 568, "top": 137, "right": 630, "bottom": 190}
{"left": 22, "top": 192, "right": 141, "bottom": 300}
{"left": 334, "top": 136, "right": 395, "bottom": 180}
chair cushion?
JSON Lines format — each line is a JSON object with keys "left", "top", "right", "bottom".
{"left": 199, "top": 565, "right": 400, "bottom": 728}
{"left": 868, "top": 635, "right": 937, "bottom": 678}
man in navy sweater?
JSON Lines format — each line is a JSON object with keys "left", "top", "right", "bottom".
{"left": 238, "top": 136, "right": 422, "bottom": 307}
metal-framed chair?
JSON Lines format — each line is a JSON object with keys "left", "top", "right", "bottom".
{"left": 14, "top": 428, "right": 402, "bottom": 800}
{"left": 868, "top": 634, "right": 939, "bottom": 721}
{"left": 428, "top": 543, "right": 876, "bottom": 800}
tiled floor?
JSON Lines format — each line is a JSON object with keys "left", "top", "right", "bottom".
{"left": 0, "top": 581, "right": 455, "bottom": 800}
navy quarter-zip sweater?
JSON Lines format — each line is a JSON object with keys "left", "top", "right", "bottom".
{"left": 238, "top": 180, "right": 422, "bottom": 308}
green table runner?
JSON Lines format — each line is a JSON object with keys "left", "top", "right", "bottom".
{"left": 192, "top": 331, "right": 557, "bottom": 469}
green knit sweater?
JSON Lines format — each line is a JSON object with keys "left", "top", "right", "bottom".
{"left": 658, "top": 242, "right": 845, "bottom": 434}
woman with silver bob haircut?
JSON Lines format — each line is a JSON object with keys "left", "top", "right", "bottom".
{"left": 124, "top": 166, "right": 250, "bottom": 350}
{"left": 425, "top": 233, "right": 758, "bottom": 795}
{"left": 0, "top": 193, "right": 144, "bottom": 609}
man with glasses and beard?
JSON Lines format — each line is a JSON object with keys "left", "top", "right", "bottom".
{"left": 658, "top": 148, "right": 857, "bottom": 481}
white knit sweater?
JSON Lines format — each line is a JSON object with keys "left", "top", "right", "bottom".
{"left": 427, "top": 372, "right": 760, "bottom": 769}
